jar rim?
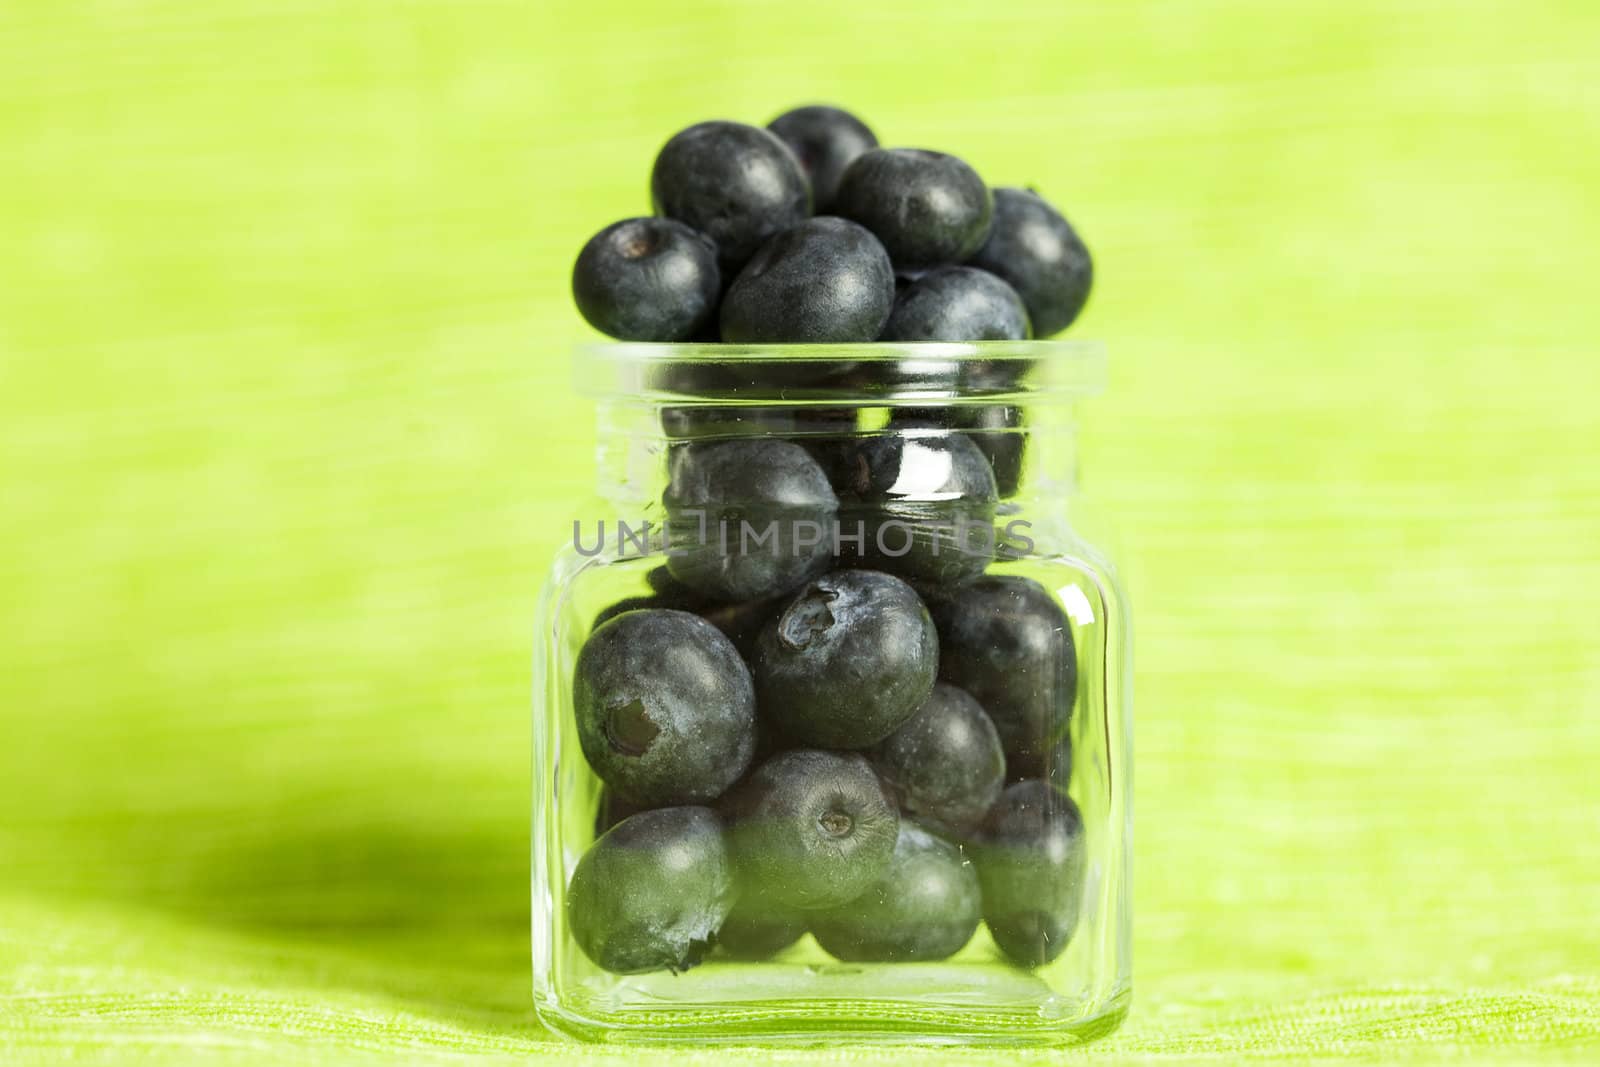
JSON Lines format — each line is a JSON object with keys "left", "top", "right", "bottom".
{"left": 574, "top": 340, "right": 1106, "bottom": 404}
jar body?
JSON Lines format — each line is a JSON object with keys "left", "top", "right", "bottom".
{"left": 532, "top": 343, "right": 1130, "bottom": 1045}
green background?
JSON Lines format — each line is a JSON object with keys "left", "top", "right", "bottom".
{"left": 3, "top": 1, "right": 1597, "bottom": 1063}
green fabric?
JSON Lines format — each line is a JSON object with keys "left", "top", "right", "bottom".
{"left": 2, "top": 1, "right": 1598, "bottom": 1063}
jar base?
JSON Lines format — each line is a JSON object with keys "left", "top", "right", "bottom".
{"left": 535, "top": 966, "right": 1130, "bottom": 1047}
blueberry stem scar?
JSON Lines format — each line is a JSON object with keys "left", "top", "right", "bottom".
{"left": 819, "top": 810, "right": 854, "bottom": 837}
{"left": 778, "top": 588, "right": 837, "bottom": 650}
{"left": 606, "top": 698, "right": 661, "bottom": 756}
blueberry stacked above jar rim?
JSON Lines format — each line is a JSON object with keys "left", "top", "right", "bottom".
{"left": 573, "top": 104, "right": 1092, "bottom": 345}
{"left": 567, "top": 104, "right": 1093, "bottom": 977}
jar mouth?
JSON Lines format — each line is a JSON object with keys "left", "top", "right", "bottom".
{"left": 574, "top": 340, "right": 1104, "bottom": 405}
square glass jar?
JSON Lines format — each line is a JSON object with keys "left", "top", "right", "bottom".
{"left": 533, "top": 342, "right": 1130, "bottom": 1045}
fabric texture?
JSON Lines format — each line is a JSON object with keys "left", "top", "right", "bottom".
{"left": 2, "top": 1, "right": 1598, "bottom": 1063}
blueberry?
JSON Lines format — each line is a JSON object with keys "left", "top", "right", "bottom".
{"left": 573, "top": 609, "right": 756, "bottom": 805}
{"left": 753, "top": 570, "right": 939, "bottom": 749}
{"left": 924, "top": 577, "right": 1076, "bottom": 782}
{"left": 726, "top": 749, "right": 899, "bottom": 909}
{"left": 881, "top": 266, "right": 1031, "bottom": 342}
{"left": 571, "top": 217, "right": 720, "bottom": 342}
{"left": 871, "top": 683, "right": 1005, "bottom": 838}
{"left": 832, "top": 431, "right": 998, "bottom": 584}
{"left": 664, "top": 439, "right": 838, "bottom": 602}
{"left": 767, "top": 105, "right": 878, "bottom": 213}
{"left": 975, "top": 781, "right": 1086, "bottom": 968}
{"left": 811, "top": 822, "right": 981, "bottom": 963}
{"left": 720, "top": 217, "right": 895, "bottom": 344}
{"left": 968, "top": 187, "right": 1093, "bottom": 338}
{"left": 834, "top": 148, "right": 994, "bottom": 271}
{"left": 890, "top": 405, "right": 1027, "bottom": 498}
{"left": 713, "top": 896, "right": 809, "bottom": 960}
{"left": 651, "top": 121, "right": 811, "bottom": 273}
{"left": 567, "top": 806, "right": 735, "bottom": 975}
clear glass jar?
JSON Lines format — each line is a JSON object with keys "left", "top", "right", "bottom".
{"left": 533, "top": 341, "right": 1130, "bottom": 1046}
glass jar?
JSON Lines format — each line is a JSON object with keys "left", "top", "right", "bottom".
{"left": 532, "top": 341, "right": 1130, "bottom": 1046}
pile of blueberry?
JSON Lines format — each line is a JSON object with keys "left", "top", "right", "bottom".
{"left": 563, "top": 106, "right": 1090, "bottom": 978}
{"left": 569, "top": 562, "right": 1083, "bottom": 975}
{"left": 572, "top": 105, "right": 1092, "bottom": 344}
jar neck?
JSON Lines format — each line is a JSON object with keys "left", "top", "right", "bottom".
{"left": 573, "top": 341, "right": 1104, "bottom": 511}
{"left": 591, "top": 396, "right": 1082, "bottom": 511}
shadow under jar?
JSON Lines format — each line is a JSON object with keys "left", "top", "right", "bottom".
{"left": 533, "top": 341, "right": 1131, "bottom": 1046}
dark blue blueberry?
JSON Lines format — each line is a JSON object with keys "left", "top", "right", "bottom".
{"left": 834, "top": 148, "right": 994, "bottom": 271}
{"left": 571, "top": 217, "right": 720, "bottom": 342}
{"left": 664, "top": 439, "right": 838, "bottom": 602}
{"left": 811, "top": 822, "right": 981, "bottom": 962}
{"left": 753, "top": 570, "right": 939, "bottom": 749}
{"left": 832, "top": 431, "right": 998, "bottom": 584}
{"left": 890, "top": 405, "right": 1028, "bottom": 498}
{"left": 567, "top": 806, "right": 735, "bottom": 975}
{"left": 975, "top": 781, "right": 1086, "bottom": 968}
{"left": 871, "top": 683, "right": 1005, "bottom": 838}
{"left": 881, "top": 266, "right": 1031, "bottom": 342}
{"left": 924, "top": 577, "right": 1076, "bottom": 782}
{"left": 726, "top": 749, "right": 898, "bottom": 910}
{"left": 720, "top": 217, "right": 895, "bottom": 344}
{"left": 713, "top": 896, "right": 809, "bottom": 960}
{"left": 651, "top": 121, "right": 811, "bottom": 273}
{"left": 573, "top": 609, "right": 756, "bottom": 806}
{"left": 767, "top": 105, "right": 878, "bottom": 213}
{"left": 968, "top": 187, "right": 1093, "bottom": 338}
